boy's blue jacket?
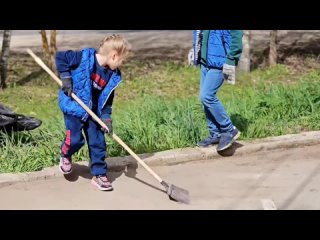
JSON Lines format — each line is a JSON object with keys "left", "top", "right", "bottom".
{"left": 58, "top": 48, "right": 122, "bottom": 121}
{"left": 193, "top": 30, "right": 243, "bottom": 68}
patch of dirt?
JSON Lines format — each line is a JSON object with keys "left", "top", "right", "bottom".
{"left": 4, "top": 30, "right": 320, "bottom": 86}
{"left": 283, "top": 55, "right": 320, "bottom": 75}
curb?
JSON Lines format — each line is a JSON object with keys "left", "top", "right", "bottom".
{"left": 1, "top": 131, "right": 320, "bottom": 188}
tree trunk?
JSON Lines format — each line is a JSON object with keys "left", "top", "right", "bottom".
{"left": 40, "top": 30, "right": 58, "bottom": 74}
{"left": 40, "top": 30, "right": 50, "bottom": 60}
{"left": 0, "top": 30, "right": 12, "bottom": 89}
{"left": 269, "top": 30, "right": 278, "bottom": 66}
{"left": 238, "top": 30, "right": 251, "bottom": 72}
{"left": 49, "top": 30, "right": 57, "bottom": 75}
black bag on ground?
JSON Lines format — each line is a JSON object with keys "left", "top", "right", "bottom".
{"left": 0, "top": 103, "right": 42, "bottom": 132}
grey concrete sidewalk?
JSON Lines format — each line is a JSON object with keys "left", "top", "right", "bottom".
{"left": 1, "top": 131, "right": 320, "bottom": 188}
{"left": 1, "top": 142, "right": 320, "bottom": 209}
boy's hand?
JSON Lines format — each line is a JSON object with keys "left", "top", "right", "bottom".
{"left": 61, "top": 77, "right": 73, "bottom": 96}
{"left": 101, "top": 118, "right": 113, "bottom": 135}
{"left": 223, "top": 63, "right": 236, "bottom": 85}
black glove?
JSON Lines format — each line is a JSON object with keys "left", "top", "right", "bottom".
{"left": 101, "top": 118, "right": 113, "bottom": 135}
{"left": 61, "top": 77, "right": 73, "bottom": 96}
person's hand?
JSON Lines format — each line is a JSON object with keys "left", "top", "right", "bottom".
{"left": 223, "top": 63, "right": 236, "bottom": 85}
{"left": 101, "top": 118, "right": 113, "bottom": 135}
{"left": 61, "top": 77, "right": 73, "bottom": 96}
{"left": 188, "top": 48, "right": 194, "bottom": 66}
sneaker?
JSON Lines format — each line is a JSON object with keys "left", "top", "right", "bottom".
{"left": 217, "top": 127, "right": 241, "bottom": 151}
{"left": 91, "top": 175, "right": 113, "bottom": 191}
{"left": 59, "top": 156, "right": 72, "bottom": 174}
{"left": 197, "top": 135, "right": 220, "bottom": 148}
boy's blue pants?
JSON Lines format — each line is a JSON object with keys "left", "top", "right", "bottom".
{"left": 200, "top": 65, "right": 234, "bottom": 137}
{"left": 61, "top": 114, "right": 107, "bottom": 176}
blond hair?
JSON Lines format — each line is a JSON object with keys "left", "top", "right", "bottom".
{"left": 98, "top": 34, "right": 131, "bottom": 59}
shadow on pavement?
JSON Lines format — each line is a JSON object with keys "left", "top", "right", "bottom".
{"left": 120, "top": 162, "right": 165, "bottom": 193}
{"left": 217, "top": 142, "right": 244, "bottom": 157}
{"left": 63, "top": 163, "right": 92, "bottom": 182}
{"left": 63, "top": 161, "right": 165, "bottom": 193}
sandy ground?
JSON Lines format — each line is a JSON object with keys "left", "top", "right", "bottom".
{"left": 7, "top": 30, "right": 192, "bottom": 61}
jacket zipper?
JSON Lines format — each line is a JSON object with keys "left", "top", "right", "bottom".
{"left": 100, "top": 73, "right": 122, "bottom": 115}
{"left": 221, "top": 34, "right": 228, "bottom": 56}
{"left": 206, "top": 30, "right": 210, "bottom": 67}
{"left": 82, "top": 100, "right": 92, "bottom": 121}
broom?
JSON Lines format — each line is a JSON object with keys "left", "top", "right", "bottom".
{"left": 27, "top": 49, "right": 190, "bottom": 204}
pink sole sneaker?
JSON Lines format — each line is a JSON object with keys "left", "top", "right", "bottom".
{"left": 59, "top": 157, "right": 72, "bottom": 175}
{"left": 91, "top": 176, "right": 113, "bottom": 191}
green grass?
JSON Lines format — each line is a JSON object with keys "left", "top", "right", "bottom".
{"left": 1, "top": 60, "right": 320, "bottom": 173}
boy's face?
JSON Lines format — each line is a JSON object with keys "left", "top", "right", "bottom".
{"left": 107, "top": 50, "right": 125, "bottom": 70}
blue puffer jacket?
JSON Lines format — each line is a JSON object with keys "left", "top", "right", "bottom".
{"left": 193, "top": 30, "right": 232, "bottom": 69}
{"left": 58, "top": 48, "right": 122, "bottom": 121}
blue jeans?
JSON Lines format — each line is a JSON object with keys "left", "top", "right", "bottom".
{"left": 61, "top": 114, "right": 107, "bottom": 176}
{"left": 199, "top": 65, "right": 233, "bottom": 137}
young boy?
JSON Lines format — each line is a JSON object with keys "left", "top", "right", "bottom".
{"left": 55, "top": 34, "right": 130, "bottom": 191}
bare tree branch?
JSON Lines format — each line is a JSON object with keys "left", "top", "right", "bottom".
{"left": 269, "top": 30, "right": 278, "bottom": 66}
{"left": 0, "top": 30, "right": 12, "bottom": 89}
{"left": 239, "top": 30, "right": 251, "bottom": 72}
